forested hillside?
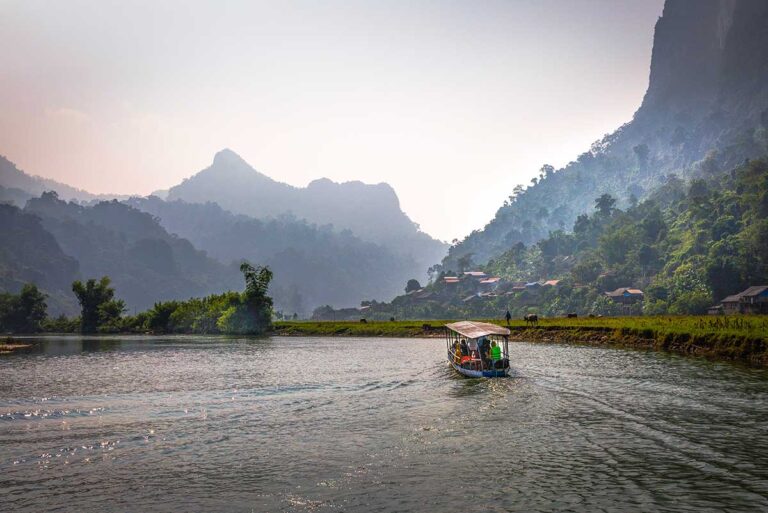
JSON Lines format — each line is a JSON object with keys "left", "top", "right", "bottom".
{"left": 321, "top": 156, "right": 768, "bottom": 320}
{"left": 0, "top": 151, "right": 446, "bottom": 315}
{"left": 21, "top": 192, "right": 242, "bottom": 314}
{"left": 127, "top": 196, "right": 422, "bottom": 315}
{"left": 0, "top": 203, "right": 79, "bottom": 314}
{"left": 482, "top": 156, "right": 768, "bottom": 315}
{"left": 443, "top": 0, "right": 768, "bottom": 270}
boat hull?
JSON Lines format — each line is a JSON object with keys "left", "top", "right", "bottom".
{"left": 450, "top": 361, "right": 509, "bottom": 378}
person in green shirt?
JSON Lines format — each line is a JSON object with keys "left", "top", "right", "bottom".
{"left": 490, "top": 340, "right": 502, "bottom": 368}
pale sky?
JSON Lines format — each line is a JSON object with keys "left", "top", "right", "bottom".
{"left": 0, "top": 0, "right": 664, "bottom": 241}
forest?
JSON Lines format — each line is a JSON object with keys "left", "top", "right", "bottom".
{"left": 0, "top": 262, "right": 274, "bottom": 335}
{"left": 315, "top": 156, "right": 768, "bottom": 320}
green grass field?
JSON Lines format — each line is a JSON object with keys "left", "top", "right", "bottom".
{"left": 272, "top": 319, "right": 450, "bottom": 337}
{"left": 274, "top": 315, "right": 768, "bottom": 339}
{"left": 272, "top": 315, "right": 768, "bottom": 365}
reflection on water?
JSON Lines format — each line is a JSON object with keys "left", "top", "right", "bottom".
{"left": 1, "top": 336, "right": 768, "bottom": 512}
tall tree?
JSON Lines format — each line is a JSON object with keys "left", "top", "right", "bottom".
{"left": 217, "top": 262, "right": 274, "bottom": 335}
{"left": 0, "top": 284, "right": 48, "bottom": 333}
{"left": 72, "top": 277, "right": 125, "bottom": 333}
{"left": 595, "top": 194, "right": 617, "bottom": 217}
{"left": 405, "top": 279, "right": 422, "bottom": 293}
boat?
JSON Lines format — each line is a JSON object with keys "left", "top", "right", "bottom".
{"left": 444, "top": 321, "right": 511, "bottom": 378}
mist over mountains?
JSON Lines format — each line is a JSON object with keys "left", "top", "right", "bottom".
{"left": 126, "top": 195, "right": 423, "bottom": 315}
{"left": 443, "top": 0, "right": 768, "bottom": 270}
{"left": 167, "top": 149, "right": 446, "bottom": 265}
{"left": 0, "top": 151, "right": 445, "bottom": 316}
{"left": 0, "top": 155, "right": 120, "bottom": 205}
{"left": 3, "top": 0, "right": 767, "bottom": 319}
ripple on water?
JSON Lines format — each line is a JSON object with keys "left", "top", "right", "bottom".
{"left": 1, "top": 336, "right": 768, "bottom": 512}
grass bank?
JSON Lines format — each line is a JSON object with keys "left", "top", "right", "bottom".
{"left": 272, "top": 316, "right": 768, "bottom": 366}
{"left": 272, "top": 320, "right": 449, "bottom": 337}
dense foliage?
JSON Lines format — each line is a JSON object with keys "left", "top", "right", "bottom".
{"left": 0, "top": 202, "right": 79, "bottom": 314}
{"left": 116, "top": 261, "right": 274, "bottom": 335}
{"left": 317, "top": 157, "right": 768, "bottom": 320}
{"left": 72, "top": 277, "right": 126, "bottom": 333}
{"left": 0, "top": 284, "right": 48, "bottom": 333}
{"left": 0, "top": 260, "right": 274, "bottom": 335}
{"left": 443, "top": 0, "right": 768, "bottom": 271}
{"left": 126, "top": 196, "right": 428, "bottom": 315}
{"left": 19, "top": 192, "right": 242, "bottom": 315}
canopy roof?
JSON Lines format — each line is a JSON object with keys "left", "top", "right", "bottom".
{"left": 445, "top": 321, "right": 510, "bottom": 339}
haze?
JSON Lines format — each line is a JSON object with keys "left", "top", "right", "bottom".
{"left": 0, "top": 0, "right": 663, "bottom": 241}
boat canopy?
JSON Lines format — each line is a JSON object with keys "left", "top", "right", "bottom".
{"left": 445, "top": 321, "right": 510, "bottom": 339}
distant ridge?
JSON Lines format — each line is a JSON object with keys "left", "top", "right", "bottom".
{"left": 0, "top": 154, "right": 123, "bottom": 204}
{"left": 167, "top": 149, "right": 447, "bottom": 274}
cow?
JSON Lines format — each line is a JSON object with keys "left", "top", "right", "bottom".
{"left": 359, "top": 318, "right": 367, "bottom": 323}
{"left": 524, "top": 313, "right": 539, "bottom": 326}
{"left": 566, "top": 313, "right": 578, "bottom": 318}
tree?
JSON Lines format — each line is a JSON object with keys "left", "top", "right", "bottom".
{"left": 595, "top": 194, "right": 616, "bottom": 217}
{"left": 0, "top": 284, "right": 48, "bottom": 333}
{"left": 699, "top": 150, "right": 720, "bottom": 176}
{"left": 457, "top": 254, "right": 474, "bottom": 273}
{"left": 146, "top": 301, "right": 180, "bottom": 333}
{"left": 633, "top": 144, "right": 649, "bottom": 169}
{"left": 688, "top": 179, "right": 710, "bottom": 204}
{"left": 427, "top": 264, "right": 442, "bottom": 284}
{"left": 217, "top": 262, "right": 274, "bottom": 335}
{"left": 72, "top": 277, "right": 125, "bottom": 333}
{"left": 405, "top": 279, "right": 422, "bottom": 293}
{"left": 573, "top": 214, "right": 591, "bottom": 235}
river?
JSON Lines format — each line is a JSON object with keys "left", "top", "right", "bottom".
{"left": 1, "top": 336, "right": 768, "bottom": 512}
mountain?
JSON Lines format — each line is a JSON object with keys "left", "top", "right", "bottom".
{"left": 166, "top": 149, "right": 446, "bottom": 275}
{"left": 126, "top": 196, "right": 420, "bottom": 315}
{"left": 443, "top": 0, "right": 768, "bottom": 270}
{"left": 0, "top": 153, "right": 441, "bottom": 315}
{"left": 0, "top": 154, "right": 121, "bottom": 204}
{"left": 0, "top": 203, "right": 80, "bottom": 315}
{"left": 319, "top": 155, "right": 768, "bottom": 320}
{"left": 20, "top": 192, "right": 243, "bottom": 314}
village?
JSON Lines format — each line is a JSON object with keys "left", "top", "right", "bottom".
{"left": 312, "top": 270, "right": 768, "bottom": 321}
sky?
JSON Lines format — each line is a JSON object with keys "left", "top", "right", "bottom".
{"left": 0, "top": 0, "right": 665, "bottom": 242}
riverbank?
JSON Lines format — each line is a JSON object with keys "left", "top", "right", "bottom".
{"left": 0, "top": 337, "right": 33, "bottom": 354}
{"left": 272, "top": 316, "right": 768, "bottom": 366}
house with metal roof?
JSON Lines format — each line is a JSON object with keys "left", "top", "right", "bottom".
{"left": 605, "top": 287, "right": 644, "bottom": 304}
{"left": 716, "top": 285, "right": 768, "bottom": 314}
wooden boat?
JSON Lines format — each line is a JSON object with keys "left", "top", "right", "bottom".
{"left": 444, "top": 321, "right": 511, "bottom": 378}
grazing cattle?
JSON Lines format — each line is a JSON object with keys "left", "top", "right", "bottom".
{"left": 524, "top": 314, "right": 539, "bottom": 326}
{"left": 359, "top": 318, "right": 367, "bottom": 323}
{"left": 566, "top": 313, "right": 578, "bottom": 318}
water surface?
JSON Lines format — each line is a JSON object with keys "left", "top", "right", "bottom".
{"left": 1, "top": 336, "right": 768, "bottom": 512}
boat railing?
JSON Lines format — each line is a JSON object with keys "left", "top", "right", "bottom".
{"left": 446, "top": 337, "right": 510, "bottom": 371}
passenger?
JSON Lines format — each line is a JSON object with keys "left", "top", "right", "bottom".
{"left": 490, "top": 340, "right": 502, "bottom": 368}
{"left": 477, "top": 337, "right": 489, "bottom": 368}
{"left": 467, "top": 338, "right": 478, "bottom": 359}
{"left": 460, "top": 339, "right": 469, "bottom": 357}
{"left": 453, "top": 342, "right": 462, "bottom": 364}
